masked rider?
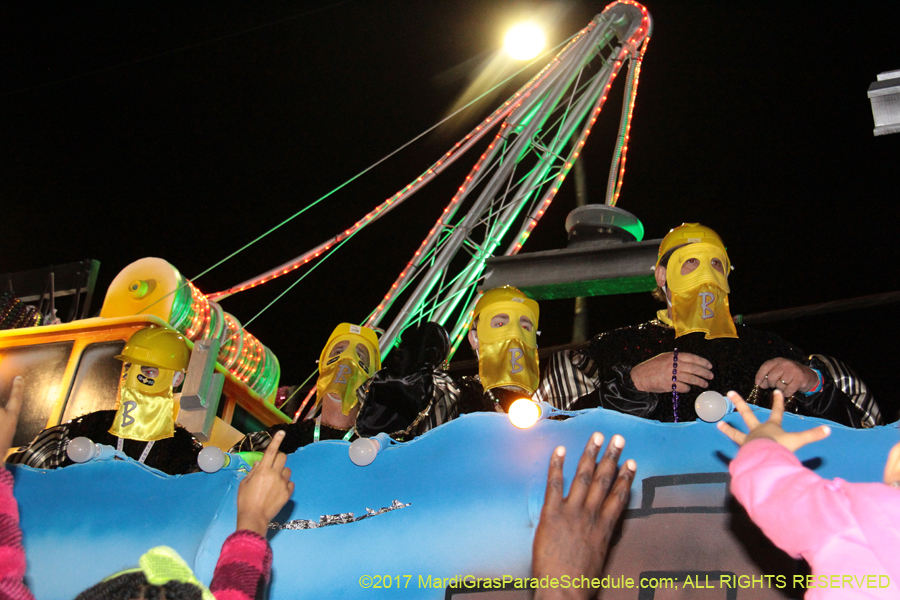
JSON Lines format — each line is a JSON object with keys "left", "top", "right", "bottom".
{"left": 535, "top": 223, "right": 881, "bottom": 427}
{"left": 457, "top": 286, "right": 540, "bottom": 413}
{"left": 232, "top": 323, "right": 381, "bottom": 453}
{"left": 8, "top": 326, "right": 204, "bottom": 474}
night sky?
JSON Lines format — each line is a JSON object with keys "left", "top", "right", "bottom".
{"left": 3, "top": 2, "right": 899, "bottom": 417}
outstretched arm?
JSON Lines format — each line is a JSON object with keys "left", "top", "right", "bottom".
{"left": 718, "top": 390, "right": 850, "bottom": 558}
{"left": 532, "top": 432, "right": 635, "bottom": 600}
{"left": 717, "top": 389, "right": 830, "bottom": 452}
{"left": 210, "top": 430, "right": 294, "bottom": 600}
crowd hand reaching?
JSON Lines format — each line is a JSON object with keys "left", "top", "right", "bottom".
{"left": 1, "top": 377, "right": 24, "bottom": 462}
{"left": 630, "top": 352, "right": 713, "bottom": 394}
{"left": 717, "top": 390, "right": 830, "bottom": 453}
{"left": 532, "top": 433, "right": 636, "bottom": 600}
{"left": 754, "top": 358, "right": 819, "bottom": 398}
{"left": 236, "top": 430, "right": 295, "bottom": 537}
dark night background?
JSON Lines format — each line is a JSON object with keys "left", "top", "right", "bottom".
{"left": 3, "top": 2, "right": 899, "bottom": 418}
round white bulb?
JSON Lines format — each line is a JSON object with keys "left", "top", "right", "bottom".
{"left": 509, "top": 398, "right": 542, "bottom": 429}
{"left": 503, "top": 23, "right": 546, "bottom": 61}
{"left": 349, "top": 438, "right": 379, "bottom": 467}
{"left": 66, "top": 437, "right": 98, "bottom": 463}
{"left": 695, "top": 390, "right": 734, "bottom": 423}
{"left": 198, "top": 446, "right": 227, "bottom": 473}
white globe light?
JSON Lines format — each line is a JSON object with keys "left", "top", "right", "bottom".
{"left": 503, "top": 23, "right": 546, "bottom": 61}
{"left": 67, "top": 437, "right": 99, "bottom": 463}
{"left": 198, "top": 446, "right": 227, "bottom": 473}
{"left": 349, "top": 438, "right": 380, "bottom": 467}
{"left": 694, "top": 391, "right": 734, "bottom": 423}
{"left": 509, "top": 398, "right": 542, "bottom": 429}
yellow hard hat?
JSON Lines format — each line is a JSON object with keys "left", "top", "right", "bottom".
{"left": 656, "top": 223, "right": 730, "bottom": 270}
{"left": 472, "top": 286, "right": 539, "bottom": 329}
{"left": 116, "top": 326, "right": 190, "bottom": 371}
{"left": 318, "top": 323, "right": 382, "bottom": 373}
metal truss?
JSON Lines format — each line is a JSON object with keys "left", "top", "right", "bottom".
{"left": 367, "top": 1, "right": 652, "bottom": 358}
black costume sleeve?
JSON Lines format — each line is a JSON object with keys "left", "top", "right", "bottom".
{"left": 355, "top": 322, "right": 460, "bottom": 440}
{"left": 571, "top": 364, "right": 660, "bottom": 417}
{"left": 554, "top": 321, "right": 879, "bottom": 427}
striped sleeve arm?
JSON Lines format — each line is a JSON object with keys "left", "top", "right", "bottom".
{"left": 209, "top": 530, "right": 273, "bottom": 600}
{"left": 809, "top": 354, "right": 881, "bottom": 427}
{"left": 405, "top": 371, "right": 461, "bottom": 438}
{"left": 533, "top": 349, "right": 597, "bottom": 410}
{"left": 4, "top": 425, "right": 68, "bottom": 469}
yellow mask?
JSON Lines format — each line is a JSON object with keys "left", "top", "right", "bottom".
{"left": 475, "top": 300, "right": 539, "bottom": 394}
{"left": 316, "top": 325, "right": 380, "bottom": 416}
{"left": 109, "top": 364, "right": 177, "bottom": 441}
{"left": 316, "top": 354, "right": 370, "bottom": 415}
{"left": 665, "top": 244, "right": 737, "bottom": 340}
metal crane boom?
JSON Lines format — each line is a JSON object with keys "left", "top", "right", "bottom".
{"left": 368, "top": 1, "right": 652, "bottom": 357}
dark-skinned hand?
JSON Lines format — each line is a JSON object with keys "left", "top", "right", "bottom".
{"left": 532, "top": 432, "right": 636, "bottom": 600}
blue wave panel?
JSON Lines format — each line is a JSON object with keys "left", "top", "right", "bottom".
{"left": 13, "top": 459, "right": 239, "bottom": 600}
{"left": 13, "top": 407, "right": 899, "bottom": 600}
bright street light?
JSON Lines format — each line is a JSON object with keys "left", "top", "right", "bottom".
{"left": 503, "top": 22, "right": 546, "bottom": 61}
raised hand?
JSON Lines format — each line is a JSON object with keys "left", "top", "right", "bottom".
{"left": 630, "top": 351, "right": 713, "bottom": 394}
{"left": 236, "top": 430, "right": 295, "bottom": 536}
{"left": 717, "top": 389, "right": 830, "bottom": 453}
{"left": 532, "top": 432, "right": 636, "bottom": 599}
{"left": 1, "top": 377, "right": 24, "bottom": 462}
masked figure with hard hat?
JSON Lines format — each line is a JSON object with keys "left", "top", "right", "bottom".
{"left": 456, "top": 286, "right": 541, "bottom": 413}
{"left": 235, "top": 321, "right": 464, "bottom": 452}
{"left": 535, "top": 223, "right": 880, "bottom": 427}
{"left": 8, "top": 326, "right": 204, "bottom": 474}
{"left": 232, "top": 324, "right": 382, "bottom": 453}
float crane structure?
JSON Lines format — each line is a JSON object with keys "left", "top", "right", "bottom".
{"left": 207, "top": 1, "right": 652, "bottom": 362}
{"left": 367, "top": 1, "right": 651, "bottom": 357}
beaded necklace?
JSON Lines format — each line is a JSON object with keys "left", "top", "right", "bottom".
{"left": 314, "top": 414, "right": 355, "bottom": 443}
{"left": 671, "top": 348, "right": 679, "bottom": 422}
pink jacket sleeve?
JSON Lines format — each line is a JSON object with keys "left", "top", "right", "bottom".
{"left": 729, "top": 439, "right": 854, "bottom": 559}
{"left": 209, "top": 530, "right": 273, "bottom": 600}
{"left": 0, "top": 468, "right": 35, "bottom": 600}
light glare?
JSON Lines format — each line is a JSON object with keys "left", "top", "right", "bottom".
{"left": 504, "top": 23, "right": 546, "bottom": 61}
{"left": 509, "top": 398, "right": 542, "bottom": 429}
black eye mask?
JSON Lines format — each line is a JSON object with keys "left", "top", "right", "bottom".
{"left": 136, "top": 373, "right": 156, "bottom": 386}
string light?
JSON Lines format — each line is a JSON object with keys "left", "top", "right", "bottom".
{"left": 510, "top": 1, "right": 650, "bottom": 252}
{"left": 364, "top": 24, "right": 597, "bottom": 327}
{"left": 169, "top": 279, "right": 279, "bottom": 399}
{"left": 206, "top": 51, "right": 568, "bottom": 304}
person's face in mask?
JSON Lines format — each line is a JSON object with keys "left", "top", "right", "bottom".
{"left": 469, "top": 302, "right": 540, "bottom": 395}
{"left": 658, "top": 243, "right": 737, "bottom": 340}
{"left": 318, "top": 339, "right": 372, "bottom": 427}
{"left": 680, "top": 256, "right": 725, "bottom": 276}
{"left": 486, "top": 312, "right": 534, "bottom": 334}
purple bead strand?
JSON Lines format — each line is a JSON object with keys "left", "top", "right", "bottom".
{"left": 672, "top": 348, "right": 679, "bottom": 423}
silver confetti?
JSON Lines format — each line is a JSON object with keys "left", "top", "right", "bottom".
{"left": 270, "top": 500, "right": 411, "bottom": 531}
